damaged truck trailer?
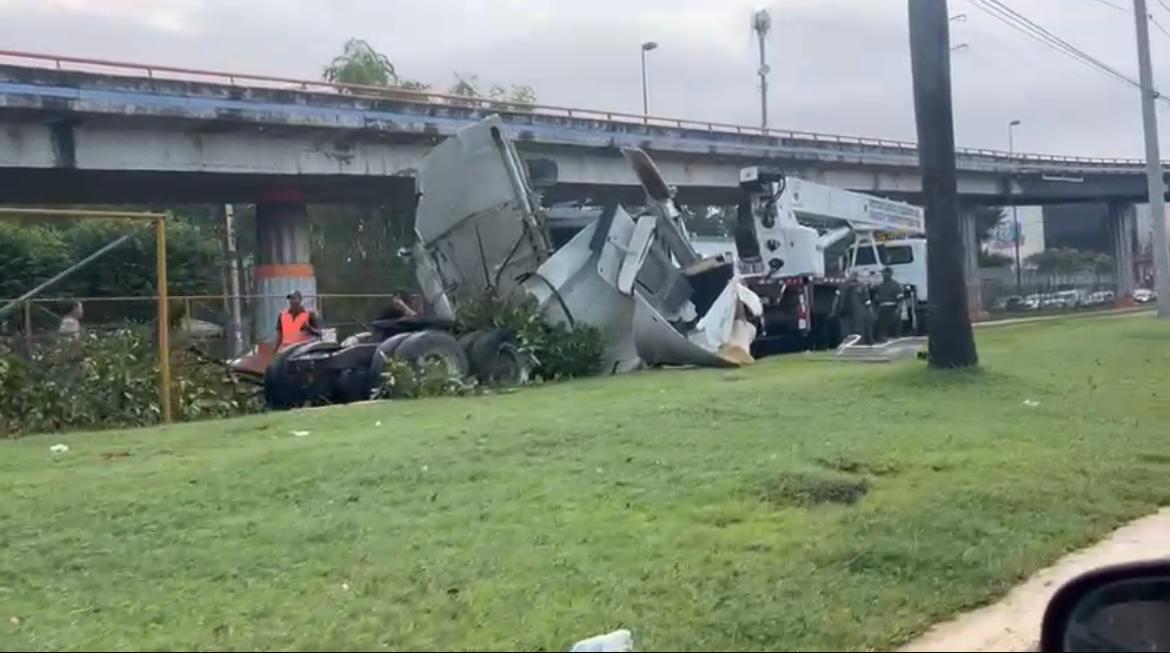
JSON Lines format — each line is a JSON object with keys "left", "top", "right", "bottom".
{"left": 412, "top": 116, "right": 764, "bottom": 374}
{"left": 256, "top": 117, "right": 764, "bottom": 409}
{"left": 256, "top": 116, "right": 928, "bottom": 408}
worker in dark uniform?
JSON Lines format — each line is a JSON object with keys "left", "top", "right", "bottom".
{"left": 873, "top": 267, "right": 904, "bottom": 342}
{"left": 831, "top": 272, "right": 874, "bottom": 345}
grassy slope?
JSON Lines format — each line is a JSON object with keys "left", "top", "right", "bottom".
{"left": 2, "top": 316, "right": 1169, "bottom": 651}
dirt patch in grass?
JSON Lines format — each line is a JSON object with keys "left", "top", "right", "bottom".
{"left": 1137, "top": 453, "right": 1170, "bottom": 466}
{"left": 758, "top": 471, "right": 870, "bottom": 508}
{"left": 815, "top": 455, "right": 902, "bottom": 477}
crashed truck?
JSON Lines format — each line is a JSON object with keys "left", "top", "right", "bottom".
{"left": 259, "top": 117, "right": 764, "bottom": 408}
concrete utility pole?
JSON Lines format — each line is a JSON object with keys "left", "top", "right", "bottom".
{"left": 753, "top": 9, "right": 772, "bottom": 129}
{"left": 1008, "top": 119, "right": 1023, "bottom": 294}
{"left": 1132, "top": 0, "right": 1170, "bottom": 317}
{"left": 908, "top": 0, "right": 978, "bottom": 368}
{"left": 223, "top": 203, "right": 245, "bottom": 356}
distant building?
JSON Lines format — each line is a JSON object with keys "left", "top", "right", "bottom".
{"left": 1041, "top": 204, "right": 1112, "bottom": 254}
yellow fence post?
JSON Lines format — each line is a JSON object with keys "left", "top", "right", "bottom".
{"left": 155, "top": 216, "right": 172, "bottom": 424}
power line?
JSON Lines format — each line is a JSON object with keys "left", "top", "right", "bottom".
{"left": 1151, "top": 13, "right": 1170, "bottom": 39}
{"left": 1083, "top": 0, "right": 1127, "bottom": 11}
{"left": 966, "top": 0, "right": 1169, "bottom": 102}
{"left": 1156, "top": 0, "right": 1170, "bottom": 16}
{"left": 988, "top": 0, "right": 1139, "bottom": 84}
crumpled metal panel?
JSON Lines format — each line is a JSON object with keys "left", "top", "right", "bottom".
{"left": 415, "top": 116, "right": 549, "bottom": 301}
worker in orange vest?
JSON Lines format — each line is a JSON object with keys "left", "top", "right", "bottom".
{"left": 275, "top": 290, "right": 321, "bottom": 350}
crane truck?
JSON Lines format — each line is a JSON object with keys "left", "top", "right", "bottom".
{"left": 734, "top": 166, "right": 928, "bottom": 351}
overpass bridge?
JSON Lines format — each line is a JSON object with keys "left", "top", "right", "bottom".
{"left": 0, "top": 50, "right": 1152, "bottom": 322}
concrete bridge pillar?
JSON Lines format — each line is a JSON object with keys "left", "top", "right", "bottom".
{"left": 1108, "top": 202, "right": 1137, "bottom": 302}
{"left": 254, "top": 189, "right": 316, "bottom": 343}
{"left": 959, "top": 206, "right": 984, "bottom": 319}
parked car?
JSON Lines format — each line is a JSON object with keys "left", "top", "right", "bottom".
{"left": 1134, "top": 288, "right": 1156, "bottom": 304}
{"left": 1086, "top": 290, "right": 1115, "bottom": 306}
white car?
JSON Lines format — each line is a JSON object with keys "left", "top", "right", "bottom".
{"left": 1134, "top": 288, "right": 1156, "bottom": 304}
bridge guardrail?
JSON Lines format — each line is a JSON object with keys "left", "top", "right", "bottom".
{"left": 0, "top": 49, "right": 1157, "bottom": 170}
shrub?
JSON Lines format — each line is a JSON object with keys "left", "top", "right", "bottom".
{"left": 0, "top": 329, "right": 260, "bottom": 438}
{"left": 454, "top": 293, "right": 604, "bottom": 381}
{"left": 376, "top": 357, "right": 478, "bottom": 400}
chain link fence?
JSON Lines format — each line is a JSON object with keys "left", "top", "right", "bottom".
{"left": 0, "top": 292, "right": 412, "bottom": 360}
{"left": 979, "top": 268, "right": 1122, "bottom": 314}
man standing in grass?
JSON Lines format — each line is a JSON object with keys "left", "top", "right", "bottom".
{"left": 873, "top": 267, "right": 904, "bottom": 342}
{"left": 832, "top": 272, "right": 873, "bottom": 344}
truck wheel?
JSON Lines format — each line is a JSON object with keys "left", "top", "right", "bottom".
{"left": 394, "top": 330, "right": 470, "bottom": 379}
{"left": 458, "top": 330, "right": 486, "bottom": 356}
{"left": 263, "top": 342, "right": 321, "bottom": 410}
{"left": 366, "top": 333, "right": 416, "bottom": 398}
{"left": 468, "top": 328, "right": 528, "bottom": 386}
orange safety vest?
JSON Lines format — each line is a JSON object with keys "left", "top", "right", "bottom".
{"left": 279, "top": 309, "right": 312, "bottom": 347}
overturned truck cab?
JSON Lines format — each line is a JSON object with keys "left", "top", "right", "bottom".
{"left": 413, "top": 116, "right": 762, "bottom": 373}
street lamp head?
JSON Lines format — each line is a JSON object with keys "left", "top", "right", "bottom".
{"left": 1010, "top": 119, "right": 1022, "bottom": 127}
{"left": 642, "top": 41, "right": 658, "bottom": 51}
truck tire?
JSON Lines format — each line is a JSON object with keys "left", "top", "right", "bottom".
{"left": 394, "top": 330, "right": 470, "bottom": 379}
{"left": 468, "top": 328, "right": 528, "bottom": 386}
{"left": 366, "top": 332, "right": 416, "bottom": 398}
{"left": 458, "top": 330, "right": 486, "bottom": 356}
{"left": 264, "top": 341, "right": 332, "bottom": 410}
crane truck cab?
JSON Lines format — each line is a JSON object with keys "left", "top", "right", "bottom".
{"left": 735, "top": 166, "right": 928, "bottom": 352}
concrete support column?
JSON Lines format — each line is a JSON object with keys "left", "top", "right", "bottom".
{"left": 254, "top": 189, "right": 316, "bottom": 343}
{"left": 1108, "top": 201, "right": 1137, "bottom": 302}
{"left": 959, "top": 206, "right": 984, "bottom": 319}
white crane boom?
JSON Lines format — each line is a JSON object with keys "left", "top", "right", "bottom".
{"left": 738, "top": 167, "right": 925, "bottom": 279}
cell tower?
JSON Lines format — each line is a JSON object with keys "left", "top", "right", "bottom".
{"left": 752, "top": 8, "right": 771, "bottom": 129}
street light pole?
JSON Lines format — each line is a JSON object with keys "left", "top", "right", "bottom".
{"left": 1009, "top": 119, "right": 1023, "bottom": 294}
{"left": 640, "top": 41, "right": 658, "bottom": 120}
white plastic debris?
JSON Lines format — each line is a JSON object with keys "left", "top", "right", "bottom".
{"left": 341, "top": 582, "right": 350, "bottom": 591}
{"left": 1023, "top": 399, "right": 1040, "bottom": 408}
{"left": 49, "top": 443, "right": 69, "bottom": 454}
{"left": 421, "top": 464, "right": 429, "bottom": 473}
{"left": 291, "top": 430, "right": 311, "bottom": 437}
{"left": 570, "top": 629, "right": 634, "bottom": 653}
{"left": 375, "top": 421, "right": 383, "bottom": 427}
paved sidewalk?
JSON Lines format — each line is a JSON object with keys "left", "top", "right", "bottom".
{"left": 900, "top": 508, "right": 1170, "bottom": 652}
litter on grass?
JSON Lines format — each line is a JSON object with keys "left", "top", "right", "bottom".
{"left": 570, "top": 629, "right": 634, "bottom": 652}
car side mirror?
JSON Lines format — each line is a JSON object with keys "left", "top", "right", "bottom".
{"left": 1041, "top": 561, "right": 1170, "bottom": 652}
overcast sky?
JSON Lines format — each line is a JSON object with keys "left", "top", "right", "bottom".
{"left": 2, "top": 0, "right": 1170, "bottom": 159}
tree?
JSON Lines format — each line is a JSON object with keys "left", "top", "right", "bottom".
{"left": 323, "top": 38, "right": 398, "bottom": 86}
{"left": 909, "top": 0, "right": 977, "bottom": 368}
{"left": 450, "top": 74, "right": 536, "bottom": 108}
{"left": 1091, "top": 252, "right": 1113, "bottom": 289}
{"left": 449, "top": 73, "right": 481, "bottom": 98}
{"left": 400, "top": 79, "right": 429, "bottom": 92}
{"left": 970, "top": 206, "right": 1006, "bottom": 244}
{"left": 978, "top": 250, "right": 1013, "bottom": 268}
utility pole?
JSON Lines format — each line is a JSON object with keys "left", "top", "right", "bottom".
{"left": 1009, "top": 119, "right": 1023, "bottom": 294}
{"left": 1132, "top": 0, "right": 1170, "bottom": 317}
{"left": 222, "top": 203, "right": 245, "bottom": 356}
{"left": 908, "top": 0, "right": 978, "bottom": 368}
{"left": 753, "top": 9, "right": 772, "bottom": 129}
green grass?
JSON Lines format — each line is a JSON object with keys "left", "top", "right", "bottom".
{"left": 3, "top": 316, "right": 1170, "bottom": 651}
